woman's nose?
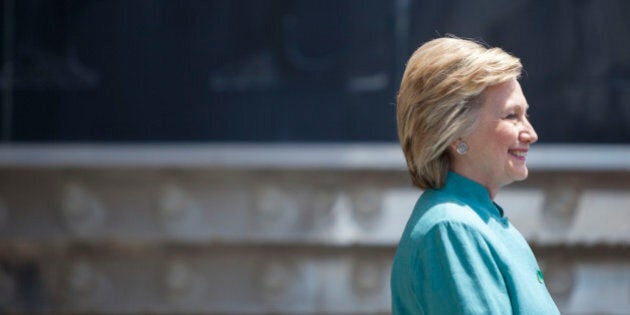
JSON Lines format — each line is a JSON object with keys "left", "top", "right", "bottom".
{"left": 520, "top": 119, "right": 538, "bottom": 144}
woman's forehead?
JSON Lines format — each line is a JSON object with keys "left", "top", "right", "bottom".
{"left": 482, "top": 79, "right": 528, "bottom": 110}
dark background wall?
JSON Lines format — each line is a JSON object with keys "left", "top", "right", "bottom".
{"left": 1, "top": 0, "right": 629, "bottom": 143}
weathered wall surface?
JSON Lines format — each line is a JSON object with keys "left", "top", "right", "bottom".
{"left": 0, "top": 144, "right": 628, "bottom": 314}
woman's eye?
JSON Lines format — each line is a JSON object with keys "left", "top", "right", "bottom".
{"left": 505, "top": 113, "right": 517, "bottom": 119}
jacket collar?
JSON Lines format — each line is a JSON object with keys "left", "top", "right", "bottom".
{"left": 441, "top": 171, "right": 505, "bottom": 218}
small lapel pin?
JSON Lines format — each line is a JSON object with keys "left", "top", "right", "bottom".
{"left": 537, "top": 270, "right": 545, "bottom": 284}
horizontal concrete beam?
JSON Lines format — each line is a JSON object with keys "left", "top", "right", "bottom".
{"left": 0, "top": 143, "right": 629, "bottom": 171}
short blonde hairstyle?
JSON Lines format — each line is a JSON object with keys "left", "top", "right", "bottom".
{"left": 397, "top": 36, "right": 522, "bottom": 189}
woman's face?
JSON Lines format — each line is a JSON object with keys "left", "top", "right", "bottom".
{"left": 451, "top": 78, "right": 538, "bottom": 198}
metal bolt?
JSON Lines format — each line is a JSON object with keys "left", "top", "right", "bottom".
{"left": 542, "top": 186, "right": 580, "bottom": 237}
{"left": 352, "top": 190, "right": 383, "bottom": 229}
{"left": 543, "top": 259, "right": 574, "bottom": 299}
{"left": 0, "top": 267, "right": 15, "bottom": 306}
{"left": 61, "top": 184, "right": 105, "bottom": 234}
{"left": 159, "top": 186, "right": 188, "bottom": 222}
{"left": 158, "top": 185, "right": 199, "bottom": 232}
{"left": 256, "top": 187, "right": 299, "bottom": 229}
{"left": 0, "top": 198, "right": 7, "bottom": 230}
{"left": 67, "top": 261, "right": 96, "bottom": 296}
{"left": 352, "top": 261, "right": 383, "bottom": 295}
{"left": 259, "top": 260, "right": 293, "bottom": 303}
{"left": 165, "top": 260, "right": 192, "bottom": 296}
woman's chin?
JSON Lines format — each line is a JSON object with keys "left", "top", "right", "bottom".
{"left": 511, "top": 169, "right": 529, "bottom": 181}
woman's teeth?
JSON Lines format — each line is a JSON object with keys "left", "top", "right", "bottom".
{"left": 509, "top": 150, "right": 527, "bottom": 157}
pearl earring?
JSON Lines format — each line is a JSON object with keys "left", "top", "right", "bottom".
{"left": 456, "top": 142, "right": 469, "bottom": 155}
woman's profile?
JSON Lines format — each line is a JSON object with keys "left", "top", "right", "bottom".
{"left": 391, "top": 36, "right": 560, "bottom": 314}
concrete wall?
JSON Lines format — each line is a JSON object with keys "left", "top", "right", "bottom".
{"left": 0, "top": 144, "right": 629, "bottom": 314}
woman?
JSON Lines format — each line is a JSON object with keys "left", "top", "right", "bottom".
{"left": 390, "top": 37, "right": 560, "bottom": 314}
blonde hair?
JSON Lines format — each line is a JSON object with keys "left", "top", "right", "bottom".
{"left": 397, "top": 36, "right": 522, "bottom": 189}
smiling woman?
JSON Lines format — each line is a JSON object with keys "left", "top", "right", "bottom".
{"left": 450, "top": 78, "right": 538, "bottom": 199}
{"left": 391, "top": 36, "right": 560, "bottom": 314}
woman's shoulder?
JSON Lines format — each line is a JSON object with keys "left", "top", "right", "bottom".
{"left": 408, "top": 191, "right": 489, "bottom": 238}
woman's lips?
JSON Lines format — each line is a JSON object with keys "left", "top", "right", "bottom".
{"left": 508, "top": 149, "right": 528, "bottom": 160}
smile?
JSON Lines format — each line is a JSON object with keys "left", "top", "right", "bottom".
{"left": 508, "top": 150, "right": 527, "bottom": 158}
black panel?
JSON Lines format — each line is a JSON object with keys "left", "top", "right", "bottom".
{"left": 1, "top": 0, "right": 629, "bottom": 142}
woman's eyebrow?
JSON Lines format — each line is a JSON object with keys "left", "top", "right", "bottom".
{"left": 508, "top": 103, "right": 529, "bottom": 111}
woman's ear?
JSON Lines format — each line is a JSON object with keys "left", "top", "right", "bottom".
{"left": 449, "top": 141, "right": 459, "bottom": 152}
{"left": 446, "top": 141, "right": 459, "bottom": 158}
{"left": 449, "top": 138, "right": 462, "bottom": 152}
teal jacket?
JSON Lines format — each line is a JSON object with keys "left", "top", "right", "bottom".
{"left": 391, "top": 171, "right": 559, "bottom": 314}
